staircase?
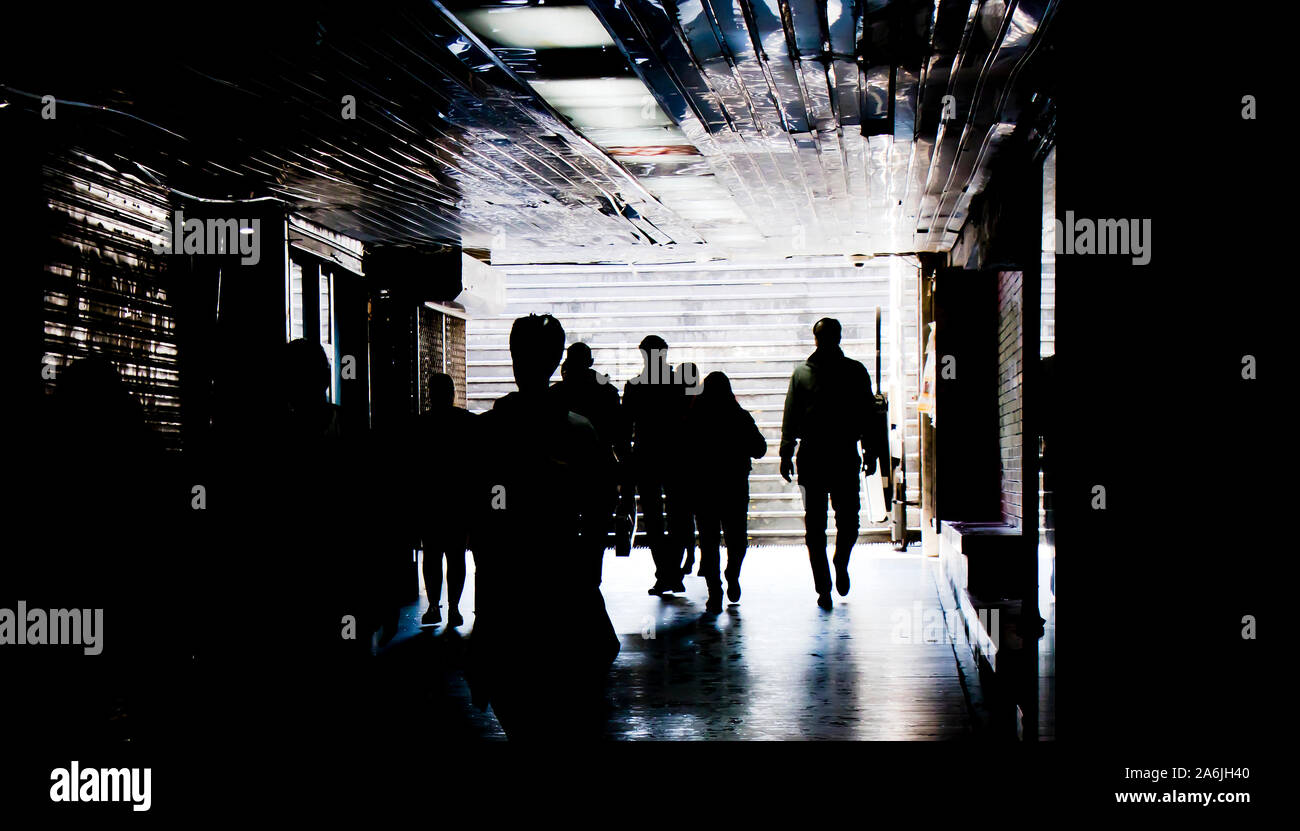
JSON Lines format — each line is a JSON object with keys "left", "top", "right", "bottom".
{"left": 466, "top": 259, "right": 920, "bottom": 544}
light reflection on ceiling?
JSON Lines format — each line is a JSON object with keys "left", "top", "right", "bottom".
{"left": 2, "top": 0, "right": 1059, "bottom": 264}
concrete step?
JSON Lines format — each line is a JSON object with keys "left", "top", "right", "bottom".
{"left": 470, "top": 320, "right": 896, "bottom": 343}
{"left": 497, "top": 269, "right": 894, "bottom": 290}
{"left": 506, "top": 286, "right": 892, "bottom": 306}
{"left": 467, "top": 362, "right": 902, "bottom": 382}
{"left": 467, "top": 262, "right": 922, "bottom": 542}
{"left": 465, "top": 384, "right": 874, "bottom": 410}
{"left": 465, "top": 335, "right": 880, "bottom": 357}
{"left": 480, "top": 307, "right": 893, "bottom": 333}
{"left": 502, "top": 281, "right": 893, "bottom": 300}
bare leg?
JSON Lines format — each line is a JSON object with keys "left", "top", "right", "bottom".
{"left": 421, "top": 542, "right": 443, "bottom": 624}
{"left": 447, "top": 545, "right": 467, "bottom": 624}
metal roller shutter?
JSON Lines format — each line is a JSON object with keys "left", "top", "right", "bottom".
{"left": 40, "top": 148, "right": 182, "bottom": 449}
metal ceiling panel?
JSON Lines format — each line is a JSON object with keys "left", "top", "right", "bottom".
{"left": 4, "top": 0, "right": 1059, "bottom": 263}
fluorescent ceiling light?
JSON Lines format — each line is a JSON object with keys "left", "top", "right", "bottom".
{"left": 460, "top": 7, "right": 615, "bottom": 49}
{"left": 530, "top": 78, "right": 670, "bottom": 130}
{"left": 529, "top": 78, "right": 658, "bottom": 108}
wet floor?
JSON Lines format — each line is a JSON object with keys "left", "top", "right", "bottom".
{"left": 390, "top": 543, "right": 976, "bottom": 740}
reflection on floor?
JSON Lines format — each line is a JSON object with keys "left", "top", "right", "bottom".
{"left": 386, "top": 544, "right": 979, "bottom": 740}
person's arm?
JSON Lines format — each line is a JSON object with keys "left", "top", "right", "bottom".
{"left": 745, "top": 409, "right": 767, "bottom": 460}
{"left": 617, "top": 383, "right": 637, "bottom": 511}
{"left": 780, "top": 370, "right": 801, "bottom": 459}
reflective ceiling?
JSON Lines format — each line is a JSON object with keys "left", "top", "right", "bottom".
{"left": 1, "top": 0, "right": 1058, "bottom": 264}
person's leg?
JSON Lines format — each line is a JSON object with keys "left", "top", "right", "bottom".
{"left": 829, "top": 478, "right": 861, "bottom": 596}
{"left": 696, "top": 501, "right": 722, "bottom": 610}
{"left": 638, "top": 473, "right": 671, "bottom": 591}
{"left": 589, "top": 473, "right": 617, "bottom": 587}
{"left": 446, "top": 530, "right": 468, "bottom": 625}
{"left": 665, "top": 476, "right": 692, "bottom": 588}
{"left": 802, "top": 486, "right": 833, "bottom": 601}
{"left": 421, "top": 532, "right": 443, "bottom": 624}
{"left": 669, "top": 477, "right": 696, "bottom": 578}
{"left": 722, "top": 480, "right": 749, "bottom": 601}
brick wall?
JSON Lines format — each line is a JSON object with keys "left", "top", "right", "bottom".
{"left": 997, "top": 270, "right": 1024, "bottom": 528}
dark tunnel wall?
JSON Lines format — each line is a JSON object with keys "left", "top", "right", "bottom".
{"left": 933, "top": 268, "right": 1003, "bottom": 525}
{"left": 936, "top": 131, "right": 1046, "bottom": 531}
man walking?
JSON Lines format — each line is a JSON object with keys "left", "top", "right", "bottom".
{"left": 622, "top": 335, "right": 688, "bottom": 595}
{"left": 779, "top": 318, "right": 876, "bottom": 610}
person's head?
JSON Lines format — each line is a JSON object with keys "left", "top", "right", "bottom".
{"left": 813, "top": 317, "right": 842, "bottom": 348}
{"left": 561, "top": 342, "right": 594, "bottom": 380}
{"left": 510, "top": 314, "right": 566, "bottom": 391}
{"left": 638, "top": 335, "right": 668, "bottom": 371}
{"left": 282, "top": 338, "right": 331, "bottom": 408}
{"left": 56, "top": 354, "right": 126, "bottom": 407}
{"left": 701, "top": 370, "right": 735, "bottom": 404}
{"left": 54, "top": 353, "right": 143, "bottom": 432}
{"left": 428, "top": 371, "right": 455, "bottom": 409}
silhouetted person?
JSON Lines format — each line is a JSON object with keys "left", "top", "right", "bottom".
{"left": 268, "top": 340, "right": 375, "bottom": 716}
{"left": 15, "top": 354, "right": 171, "bottom": 749}
{"left": 190, "top": 334, "right": 372, "bottom": 755}
{"left": 553, "top": 342, "right": 627, "bottom": 458}
{"left": 40, "top": 354, "right": 162, "bottom": 634}
{"left": 672, "top": 361, "right": 702, "bottom": 579}
{"left": 687, "top": 372, "right": 765, "bottom": 614}
{"left": 779, "top": 318, "right": 876, "bottom": 610}
{"left": 623, "top": 335, "right": 689, "bottom": 595}
{"left": 552, "top": 342, "right": 626, "bottom": 586}
{"left": 414, "top": 372, "right": 476, "bottom": 626}
{"left": 280, "top": 338, "right": 346, "bottom": 442}
{"left": 276, "top": 340, "right": 362, "bottom": 627}
{"left": 467, "top": 314, "right": 619, "bottom": 740}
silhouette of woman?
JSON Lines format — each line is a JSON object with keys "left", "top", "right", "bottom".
{"left": 685, "top": 372, "right": 766, "bottom": 614}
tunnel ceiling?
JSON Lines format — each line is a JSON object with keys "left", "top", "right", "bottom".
{"left": 2, "top": 0, "right": 1058, "bottom": 265}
